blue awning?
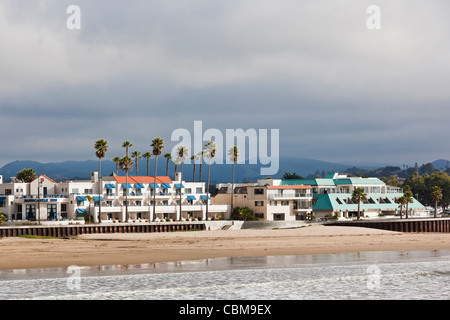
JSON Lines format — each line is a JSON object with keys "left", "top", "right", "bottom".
{"left": 122, "top": 183, "right": 133, "bottom": 189}
{"left": 175, "top": 183, "right": 185, "bottom": 189}
{"left": 76, "top": 196, "right": 86, "bottom": 201}
{"left": 0, "top": 197, "right": 6, "bottom": 202}
{"left": 94, "top": 196, "right": 104, "bottom": 201}
{"left": 187, "top": 195, "right": 196, "bottom": 201}
{"left": 135, "top": 183, "right": 145, "bottom": 189}
{"left": 161, "top": 183, "right": 171, "bottom": 188}
{"left": 76, "top": 209, "right": 87, "bottom": 214}
{"left": 149, "top": 183, "right": 160, "bottom": 188}
{"left": 201, "top": 195, "right": 211, "bottom": 200}
{"left": 105, "top": 184, "right": 116, "bottom": 189}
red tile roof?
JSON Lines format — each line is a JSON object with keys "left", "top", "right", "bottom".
{"left": 113, "top": 176, "right": 172, "bottom": 184}
{"left": 32, "top": 174, "right": 57, "bottom": 184}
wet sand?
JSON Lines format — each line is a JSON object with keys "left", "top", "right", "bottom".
{"left": 1, "top": 225, "right": 450, "bottom": 270}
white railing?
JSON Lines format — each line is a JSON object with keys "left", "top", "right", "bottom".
{"left": 268, "top": 194, "right": 313, "bottom": 200}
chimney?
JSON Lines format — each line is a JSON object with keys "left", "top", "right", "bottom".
{"left": 91, "top": 172, "right": 98, "bottom": 183}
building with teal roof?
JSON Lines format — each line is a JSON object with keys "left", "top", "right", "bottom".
{"left": 281, "top": 173, "right": 425, "bottom": 219}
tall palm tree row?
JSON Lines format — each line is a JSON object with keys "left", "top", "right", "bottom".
{"left": 204, "top": 141, "right": 217, "bottom": 220}
{"left": 119, "top": 155, "right": 134, "bottom": 222}
{"left": 151, "top": 137, "right": 164, "bottom": 221}
{"left": 176, "top": 146, "right": 189, "bottom": 221}
{"left": 142, "top": 152, "right": 152, "bottom": 176}
{"left": 351, "top": 187, "right": 367, "bottom": 221}
{"left": 228, "top": 146, "right": 240, "bottom": 217}
{"left": 122, "top": 141, "right": 133, "bottom": 157}
{"left": 94, "top": 139, "right": 108, "bottom": 223}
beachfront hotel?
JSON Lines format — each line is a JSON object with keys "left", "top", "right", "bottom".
{"left": 0, "top": 172, "right": 228, "bottom": 223}
{"left": 214, "top": 173, "right": 425, "bottom": 220}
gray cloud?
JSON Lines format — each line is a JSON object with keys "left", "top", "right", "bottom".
{"left": 0, "top": 0, "right": 449, "bottom": 167}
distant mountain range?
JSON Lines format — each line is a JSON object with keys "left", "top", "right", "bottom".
{"left": 0, "top": 157, "right": 448, "bottom": 183}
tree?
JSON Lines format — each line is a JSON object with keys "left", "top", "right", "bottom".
{"left": 16, "top": 168, "right": 37, "bottom": 183}
{"left": 112, "top": 156, "right": 121, "bottom": 175}
{"left": 198, "top": 150, "right": 204, "bottom": 182}
{"left": 176, "top": 146, "right": 189, "bottom": 221}
{"left": 122, "top": 141, "right": 133, "bottom": 157}
{"left": 228, "top": 146, "right": 240, "bottom": 218}
{"left": 431, "top": 186, "right": 443, "bottom": 218}
{"left": 85, "top": 195, "right": 94, "bottom": 224}
{"left": 397, "top": 196, "right": 406, "bottom": 219}
{"left": 94, "top": 139, "right": 108, "bottom": 223}
{"left": 191, "top": 155, "right": 198, "bottom": 182}
{"left": 142, "top": 152, "right": 152, "bottom": 176}
{"left": 0, "top": 212, "right": 5, "bottom": 226}
{"left": 351, "top": 187, "right": 367, "bottom": 220}
{"left": 151, "top": 137, "right": 164, "bottom": 221}
{"left": 283, "top": 172, "right": 304, "bottom": 180}
{"left": 131, "top": 151, "right": 142, "bottom": 176}
{"left": 403, "top": 190, "right": 414, "bottom": 219}
{"left": 164, "top": 153, "right": 171, "bottom": 177}
{"left": 204, "top": 141, "right": 216, "bottom": 220}
{"left": 119, "top": 155, "right": 134, "bottom": 222}
{"left": 231, "top": 206, "right": 256, "bottom": 221}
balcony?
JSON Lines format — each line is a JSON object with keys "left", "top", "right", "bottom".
{"left": 268, "top": 193, "right": 313, "bottom": 200}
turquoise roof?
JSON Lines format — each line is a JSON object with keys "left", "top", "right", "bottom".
{"left": 281, "top": 177, "right": 385, "bottom": 187}
{"left": 313, "top": 193, "right": 424, "bottom": 212}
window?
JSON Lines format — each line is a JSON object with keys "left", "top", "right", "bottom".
{"left": 26, "top": 204, "right": 36, "bottom": 220}
{"left": 185, "top": 188, "right": 192, "bottom": 194}
{"left": 84, "top": 189, "right": 93, "bottom": 194}
{"left": 255, "top": 213, "right": 264, "bottom": 219}
{"left": 281, "top": 201, "right": 289, "bottom": 206}
{"left": 136, "top": 201, "right": 142, "bottom": 206}
{"left": 273, "top": 213, "right": 285, "bottom": 221}
{"left": 72, "top": 188, "right": 79, "bottom": 194}
{"left": 255, "top": 201, "right": 264, "bottom": 207}
{"left": 61, "top": 204, "right": 67, "bottom": 212}
{"left": 196, "top": 187, "right": 202, "bottom": 194}
{"left": 47, "top": 204, "right": 57, "bottom": 220}
{"left": 254, "top": 188, "right": 264, "bottom": 195}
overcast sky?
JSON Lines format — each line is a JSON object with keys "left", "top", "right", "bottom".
{"left": 0, "top": 0, "right": 449, "bottom": 168}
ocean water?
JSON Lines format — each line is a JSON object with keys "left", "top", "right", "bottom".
{"left": 0, "top": 250, "right": 449, "bottom": 300}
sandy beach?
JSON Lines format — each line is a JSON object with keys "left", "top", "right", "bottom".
{"left": 1, "top": 225, "right": 450, "bottom": 270}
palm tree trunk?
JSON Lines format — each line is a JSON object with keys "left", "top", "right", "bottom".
{"left": 206, "top": 159, "right": 211, "bottom": 220}
{"left": 179, "top": 163, "right": 183, "bottom": 221}
{"left": 399, "top": 205, "right": 402, "bottom": 219}
{"left": 153, "top": 156, "right": 158, "bottom": 221}
{"left": 125, "top": 170, "right": 129, "bottom": 222}
{"left": 98, "top": 158, "right": 102, "bottom": 223}
{"left": 193, "top": 163, "right": 196, "bottom": 182}
{"left": 435, "top": 201, "right": 438, "bottom": 218}
{"left": 199, "top": 155, "right": 203, "bottom": 182}
{"left": 357, "top": 200, "right": 361, "bottom": 220}
{"left": 147, "top": 159, "right": 150, "bottom": 177}
{"left": 406, "top": 203, "right": 409, "bottom": 219}
{"left": 166, "top": 158, "right": 169, "bottom": 176}
{"left": 231, "top": 162, "right": 235, "bottom": 217}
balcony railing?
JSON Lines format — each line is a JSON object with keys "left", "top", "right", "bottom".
{"left": 268, "top": 193, "right": 313, "bottom": 200}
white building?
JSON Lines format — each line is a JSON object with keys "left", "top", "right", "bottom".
{"left": 0, "top": 172, "right": 228, "bottom": 223}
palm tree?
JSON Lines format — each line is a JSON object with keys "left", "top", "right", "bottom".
{"left": 228, "top": 146, "right": 240, "bottom": 217}
{"left": 397, "top": 196, "right": 407, "bottom": 219}
{"left": 94, "top": 139, "right": 108, "bottom": 223}
{"left": 191, "top": 155, "right": 197, "bottom": 182}
{"left": 131, "top": 151, "right": 142, "bottom": 176}
{"left": 151, "top": 137, "right": 164, "bottom": 221}
{"left": 404, "top": 190, "right": 414, "bottom": 219}
{"left": 142, "top": 152, "right": 152, "bottom": 176}
{"left": 119, "top": 155, "right": 134, "bottom": 222}
{"left": 351, "top": 187, "right": 367, "bottom": 220}
{"left": 431, "top": 186, "right": 443, "bottom": 218}
{"left": 122, "top": 141, "right": 133, "bottom": 157}
{"left": 204, "top": 141, "right": 216, "bottom": 220}
{"left": 164, "top": 153, "right": 171, "bottom": 176}
{"left": 198, "top": 151, "right": 204, "bottom": 182}
{"left": 85, "top": 195, "right": 94, "bottom": 224}
{"left": 112, "top": 156, "right": 121, "bottom": 175}
{"left": 176, "top": 146, "right": 189, "bottom": 221}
